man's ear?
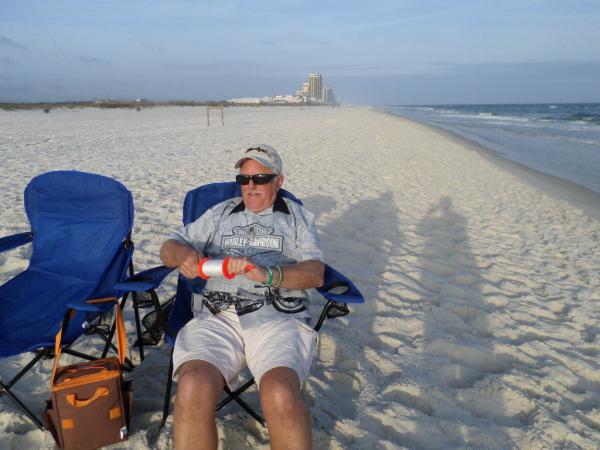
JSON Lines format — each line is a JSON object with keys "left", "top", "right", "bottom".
{"left": 277, "top": 174, "right": 285, "bottom": 188}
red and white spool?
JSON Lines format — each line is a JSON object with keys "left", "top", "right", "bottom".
{"left": 197, "top": 257, "right": 254, "bottom": 280}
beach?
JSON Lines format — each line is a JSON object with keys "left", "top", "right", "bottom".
{"left": 1, "top": 106, "right": 600, "bottom": 449}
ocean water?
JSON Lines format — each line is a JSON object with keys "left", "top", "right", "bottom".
{"left": 386, "top": 103, "right": 600, "bottom": 195}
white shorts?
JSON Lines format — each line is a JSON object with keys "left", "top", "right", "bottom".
{"left": 172, "top": 307, "right": 318, "bottom": 388}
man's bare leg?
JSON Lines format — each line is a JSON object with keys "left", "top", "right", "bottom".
{"left": 174, "top": 360, "right": 225, "bottom": 450}
{"left": 259, "top": 367, "right": 312, "bottom": 450}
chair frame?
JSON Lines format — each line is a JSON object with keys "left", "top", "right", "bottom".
{"left": 142, "top": 182, "right": 365, "bottom": 428}
{"left": 0, "top": 171, "right": 139, "bottom": 430}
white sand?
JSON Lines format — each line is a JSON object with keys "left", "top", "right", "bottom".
{"left": 1, "top": 106, "right": 600, "bottom": 449}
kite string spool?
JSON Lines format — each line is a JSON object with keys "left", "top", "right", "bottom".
{"left": 197, "top": 257, "right": 255, "bottom": 280}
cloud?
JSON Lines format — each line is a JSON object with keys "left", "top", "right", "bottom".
{"left": 171, "top": 60, "right": 299, "bottom": 75}
{"left": 0, "top": 56, "right": 17, "bottom": 66}
{"left": 258, "top": 32, "right": 330, "bottom": 47}
{"left": 172, "top": 60, "right": 252, "bottom": 73}
{"left": 76, "top": 56, "right": 111, "bottom": 65}
{"left": 140, "top": 41, "right": 165, "bottom": 53}
{"left": 41, "top": 81, "right": 65, "bottom": 91}
{"left": 0, "top": 36, "right": 28, "bottom": 50}
{"left": 168, "top": 60, "right": 406, "bottom": 79}
{"left": 428, "top": 59, "right": 600, "bottom": 77}
{"left": 318, "top": 63, "right": 406, "bottom": 72}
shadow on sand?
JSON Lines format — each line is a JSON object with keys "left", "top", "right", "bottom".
{"left": 302, "top": 191, "right": 404, "bottom": 445}
{"left": 409, "top": 197, "right": 516, "bottom": 448}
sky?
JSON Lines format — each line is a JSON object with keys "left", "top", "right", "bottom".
{"left": 1, "top": 0, "right": 600, "bottom": 105}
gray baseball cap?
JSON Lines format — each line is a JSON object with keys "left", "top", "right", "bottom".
{"left": 234, "top": 144, "right": 283, "bottom": 174}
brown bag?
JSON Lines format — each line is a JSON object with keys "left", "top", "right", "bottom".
{"left": 43, "top": 301, "right": 132, "bottom": 450}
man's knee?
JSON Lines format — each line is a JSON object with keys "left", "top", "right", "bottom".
{"left": 259, "top": 367, "right": 304, "bottom": 414}
{"left": 176, "top": 360, "right": 224, "bottom": 409}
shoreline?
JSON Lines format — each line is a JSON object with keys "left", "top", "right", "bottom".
{"left": 378, "top": 108, "right": 600, "bottom": 222}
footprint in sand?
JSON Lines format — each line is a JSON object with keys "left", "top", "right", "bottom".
{"left": 439, "top": 363, "right": 486, "bottom": 388}
{"left": 456, "top": 379, "right": 536, "bottom": 427}
{"left": 322, "top": 370, "right": 362, "bottom": 397}
{"left": 580, "top": 326, "right": 599, "bottom": 343}
{"left": 382, "top": 384, "right": 435, "bottom": 416}
{"left": 452, "top": 272, "right": 480, "bottom": 286}
{"left": 576, "top": 410, "right": 600, "bottom": 432}
{"left": 426, "top": 340, "right": 512, "bottom": 375}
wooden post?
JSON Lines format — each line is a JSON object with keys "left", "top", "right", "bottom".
{"left": 206, "top": 105, "right": 224, "bottom": 127}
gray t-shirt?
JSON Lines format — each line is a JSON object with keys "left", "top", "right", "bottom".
{"left": 170, "top": 195, "right": 323, "bottom": 329}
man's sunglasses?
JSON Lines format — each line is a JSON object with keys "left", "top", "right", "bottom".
{"left": 236, "top": 174, "right": 279, "bottom": 185}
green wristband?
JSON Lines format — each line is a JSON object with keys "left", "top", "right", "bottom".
{"left": 274, "top": 265, "right": 283, "bottom": 288}
{"left": 265, "top": 266, "right": 274, "bottom": 286}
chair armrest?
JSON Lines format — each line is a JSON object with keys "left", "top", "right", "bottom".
{"left": 114, "top": 265, "right": 176, "bottom": 292}
{"left": 316, "top": 264, "right": 365, "bottom": 304}
{"left": 67, "top": 298, "right": 115, "bottom": 313}
{"left": 316, "top": 284, "right": 364, "bottom": 304}
{"left": 0, "top": 231, "right": 33, "bottom": 253}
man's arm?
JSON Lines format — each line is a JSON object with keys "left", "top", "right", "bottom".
{"left": 159, "top": 239, "right": 201, "bottom": 279}
{"left": 277, "top": 260, "right": 324, "bottom": 290}
{"left": 227, "top": 258, "right": 324, "bottom": 290}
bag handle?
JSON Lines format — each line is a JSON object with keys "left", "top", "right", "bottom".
{"left": 51, "top": 298, "right": 126, "bottom": 387}
{"left": 66, "top": 387, "right": 109, "bottom": 407}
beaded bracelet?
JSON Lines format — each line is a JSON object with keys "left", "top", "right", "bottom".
{"left": 265, "top": 266, "right": 274, "bottom": 286}
{"left": 273, "top": 265, "right": 283, "bottom": 288}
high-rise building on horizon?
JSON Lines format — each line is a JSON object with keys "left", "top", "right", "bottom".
{"left": 295, "top": 72, "right": 334, "bottom": 104}
{"left": 308, "top": 72, "right": 322, "bottom": 101}
{"left": 323, "top": 86, "right": 333, "bottom": 104}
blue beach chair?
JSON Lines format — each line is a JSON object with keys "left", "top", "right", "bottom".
{"left": 139, "top": 182, "right": 365, "bottom": 427}
{"left": 0, "top": 171, "right": 138, "bottom": 429}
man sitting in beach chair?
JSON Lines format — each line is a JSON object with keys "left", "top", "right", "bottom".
{"left": 159, "top": 145, "right": 324, "bottom": 450}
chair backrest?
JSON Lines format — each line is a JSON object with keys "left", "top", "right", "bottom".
{"left": 165, "top": 182, "right": 363, "bottom": 344}
{"left": 0, "top": 171, "right": 134, "bottom": 356}
{"left": 25, "top": 170, "right": 134, "bottom": 281}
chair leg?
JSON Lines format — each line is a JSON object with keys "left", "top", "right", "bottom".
{"left": 161, "top": 348, "right": 174, "bottom": 428}
{"left": 313, "top": 299, "right": 334, "bottom": 332}
{"left": 0, "top": 380, "right": 45, "bottom": 430}
{"left": 150, "top": 290, "right": 175, "bottom": 338}
{"left": 0, "top": 351, "right": 50, "bottom": 431}
{"left": 1, "top": 351, "right": 48, "bottom": 391}
{"left": 217, "top": 378, "right": 256, "bottom": 409}
{"left": 101, "top": 292, "right": 129, "bottom": 358}
{"left": 131, "top": 290, "right": 144, "bottom": 361}
{"left": 126, "top": 260, "right": 146, "bottom": 361}
{"left": 222, "top": 385, "right": 266, "bottom": 427}
{"left": 61, "top": 348, "right": 97, "bottom": 361}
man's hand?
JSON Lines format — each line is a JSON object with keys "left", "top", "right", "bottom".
{"left": 226, "top": 257, "right": 267, "bottom": 283}
{"left": 178, "top": 248, "right": 201, "bottom": 279}
{"left": 159, "top": 239, "right": 201, "bottom": 279}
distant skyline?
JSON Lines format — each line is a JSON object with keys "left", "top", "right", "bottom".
{"left": 1, "top": 1, "right": 600, "bottom": 105}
